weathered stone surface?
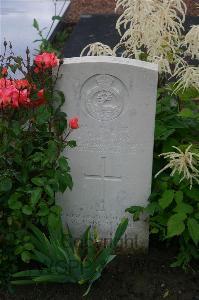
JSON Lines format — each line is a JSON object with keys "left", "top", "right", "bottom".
{"left": 57, "top": 56, "right": 158, "bottom": 251}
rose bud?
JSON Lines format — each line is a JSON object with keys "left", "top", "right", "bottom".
{"left": 69, "top": 117, "right": 79, "bottom": 129}
{"left": 1, "top": 67, "right": 8, "bottom": 76}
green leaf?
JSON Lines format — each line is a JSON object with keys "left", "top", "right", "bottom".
{"left": 33, "top": 18, "right": 39, "bottom": 31}
{"left": 31, "top": 177, "right": 45, "bottom": 187}
{"left": 194, "top": 212, "right": 199, "bottom": 219}
{"left": 24, "top": 243, "right": 34, "bottom": 251}
{"left": 178, "top": 108, "right": 194, "bottom": 118}
{"left": 8, "top": 194, "right": 22, "bottom": 210}
{"left": 145, "top": 202, "right": 159, "bottom": 215}
{"left": 0, "top": 177, "right": 12, "bottom": 192}
{"left": 52, "top": 16, "right": 62, "bottom": 21}
{"left": 12, "top": 269, "right": 48, "bottom": 278}
{"left": 187, "top": 218, "right": 199, "bottom": 245}
{"left": 67, "top": 140, "right": 77, "bottom": 148}
{"left": 159, "top": 190, "right": 175, "bottom": 209}
{"left": 37, "top": 203, "right": 49, "bottom": 217}
{"left": 22, "top": 205, "right": 33, "bottom": 215}
{"left": 12, "top": 121, "right": 21, "bottom": 136}
{"left": 30, "top": 188, "right": 42, "bottom": 206}
{"left": 150, "top": 227, "right": 159, "bottom": 234}
{"left": 48, "top": 213, "right": 60, "bottom": 228}
{"left": 58, "top": 157, "right": 69, "bottom": 171}
{"left": 111, "top": 218, "right": 129, "bottom": 249}
{"left": 44, "top": 185, "right": 54, "bottom": 198}
{"left": 178, "top": 87, "right": 199, "bottom": 101}
{"left": 50, "top": 205, "right": 61, "bottom": 215}
{"left": 34, "top": 274, "right": 68, "bottom": 283}
{"left": 46, "top": 141, "right": 58, "bottom": 162}
{"left": 126, "top": 206, "right": 143, "bottom": 214}
{"left": 126, "top": 206, "right": 143, "bottom": 221}
{"left": 185, "top": 188, "right": 199, "bottom": 201}
{"left": 21, "top": 251, "right": 31, "bottom": 263}
{"left": 173, "top": 203, "right": 193, "bottom": 215}
{"left": 35, "top": 106, "right": 51, "bottom": 124}
{"left": 167, "top": 213, "right": 186, "bottom": 238}
{"left": 155, "top": 121, "right": 175, "bottom": 141}
{"left": 56, "top": 172, "right": 73, "bottom": 192}
{"left": 174, "top": 191, "right": 183, "bottom": 204}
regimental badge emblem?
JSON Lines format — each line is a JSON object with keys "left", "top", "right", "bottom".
{"left": 81, "top": 74, "right": 126, "bottom": 121}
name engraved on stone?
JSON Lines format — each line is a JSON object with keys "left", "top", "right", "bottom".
{"left": 81, "top": 74, "right": 127, "bottom": 121}
{"left": 84, "top": 157, "right": 122, "bottom": 211}
{"left": 75, "top": 125, "right": 142, "bottom": 154}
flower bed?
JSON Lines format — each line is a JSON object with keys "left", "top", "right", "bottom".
{"left": 1, "top": 242, "right": 199, "bottom": 299}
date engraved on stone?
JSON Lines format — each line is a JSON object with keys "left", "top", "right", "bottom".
{"left": 81, "top": 74, "right": 127, "bottom": 121}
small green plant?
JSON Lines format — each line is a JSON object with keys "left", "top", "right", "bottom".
{"left": 126, "top": 83, "right": 199, "bottom": 269}
{"left": 126, "top": 176, "right": 199, "bottom": 268}
{"left": 11, "top": 217, "right": 128, "bottom": 296}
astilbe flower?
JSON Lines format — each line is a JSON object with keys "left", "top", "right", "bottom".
{"left": 81, "top": 43, "right": 115, "bottom": 56}
{"left": 173, "top": 61, "right": 199, "bottom": 92}
{"left": 183, "top": 25, "right": 199, "bottom": 60}
{"left": 116, "top": 0, "right": 186, "bottom": 71}
{"left": 82, "top": 0, "right": 199, "bottom": 92}
{"left": 155, "top": 145, "right": 199, "bottom": 189}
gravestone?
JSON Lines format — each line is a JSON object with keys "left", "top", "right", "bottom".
{"left": 57, "top": 56, "right": 158, "bottom": 251}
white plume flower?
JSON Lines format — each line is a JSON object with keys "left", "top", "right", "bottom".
{"left": 149, "top": 55, "right": 172, "bottom": 74}
{"left": 115, "top": 0, "right": 186, "bottom": 62}
{"left": 183, "top": 25, "right": 199, "bottom": 59}
{"left": 80, "top": 43, "right": 115, "bottom": 57}
{"left": 80, "top": 0, "right": 199, "bottom": 92}
{"left": 155, "top": 145, "right": 199, "bottom": 189}
{"left": 173, "top": 60, "right": 199, "bottom": 92}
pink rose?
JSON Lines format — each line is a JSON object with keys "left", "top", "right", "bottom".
{"left": 34, "top": 52, "right": 59, "bottom": 70}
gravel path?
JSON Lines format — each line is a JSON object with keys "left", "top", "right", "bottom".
{"left": 65, "top": 0, "right": 199, "bottom": 23}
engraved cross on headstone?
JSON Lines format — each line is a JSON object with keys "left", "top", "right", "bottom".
{"left": 84, "top": 157, "right": 122, "bottom": 211}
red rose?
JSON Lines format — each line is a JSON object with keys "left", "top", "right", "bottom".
{"left": 0, "top": 86, "right": 30, "bottom": 108}
{"left": 69, "top": 117, "right": 79, "bottom": 129}
{"left": 14, "top": 79, "right": 30, "bottom": 90}
{"left": 0, "top": 78, "right": 12, "bottom": 88}
{"left": 34, "top": 52, "right": 59, "bottom": 70}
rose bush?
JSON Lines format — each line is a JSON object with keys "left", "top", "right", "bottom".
{"left": 0, "top": 45, "right": 78, "bottom": 287}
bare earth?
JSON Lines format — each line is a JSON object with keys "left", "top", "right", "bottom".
{"left": 65, "top": 0, "right": 199, "bottom": 23}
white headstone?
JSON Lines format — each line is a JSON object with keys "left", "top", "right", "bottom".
{"left": 57, "top": 56, "right": 158, "bottom": 251}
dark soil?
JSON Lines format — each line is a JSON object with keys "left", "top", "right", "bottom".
{"left": 1, "top": 242, "right": 199, "bottom": 300}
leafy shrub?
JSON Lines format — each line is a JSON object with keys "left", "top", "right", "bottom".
{"left": 127, "top": 84, "right": 199, "bottom": 268}
{"left": 0, "top": 46, "right": 78, "bottom": 286}
{"left": 11, "top": 217, "right": 128, "bottom": 296}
